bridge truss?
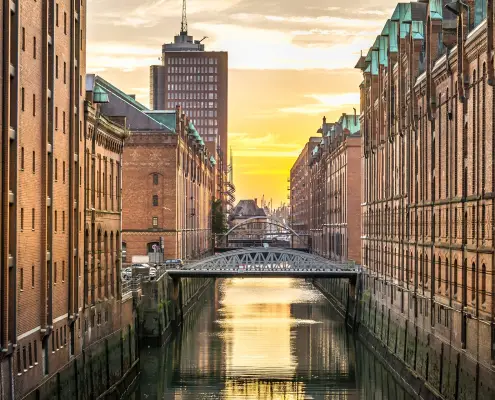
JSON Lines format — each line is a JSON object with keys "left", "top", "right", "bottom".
{"left": 167, "top": 247, "right": 360, "bottom": 279}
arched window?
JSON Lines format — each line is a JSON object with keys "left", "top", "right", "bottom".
{"left": 153, "top": 173, "right": 159, "bottom": 185}
{"left": 438, "top": 257, "right": 442, "bottom": 289}
{"left": 444, "top": 258, "right": 449, "bottom": 293}
{"left": 481, "top": 264, "right": 486, "bottom": 304}
{"left": 471, "top": 262, "right": 476, "bottom": 302}
{"left": 482, "top": 63, "right": 486, "bottom": 193}
{"left": 472, "top": 70, "right": 477, "bottom": 195}
{"left": 453, "top": 259, "right": 458, "bottom": 297}
{"left": 420, "top": 254, "right": 423, "bottom": 283}
{"left": 152, "top": 195, "right": 158, "bottom": 207}
{"left": 425, "top": 254, "right": 429, "bottom": 285}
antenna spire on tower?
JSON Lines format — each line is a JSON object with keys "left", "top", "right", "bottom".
{"left": 181, "top": 0, "right": 188, "bottom": 34}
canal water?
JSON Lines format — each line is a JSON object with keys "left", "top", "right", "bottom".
{"left": 132, "top": 278, "right": 414, "bottom": 399}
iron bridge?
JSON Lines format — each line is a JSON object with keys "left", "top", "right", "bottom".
{"left": 166, "top": 247, "right": 360, "bottom": 279}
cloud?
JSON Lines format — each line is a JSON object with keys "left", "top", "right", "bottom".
{"left": 279, "top": 93, "right": 359, "bottom": 115}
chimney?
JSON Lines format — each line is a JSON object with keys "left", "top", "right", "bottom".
{"left": 323, "top": 116, "right": 326, "bottom": 125}
{"left": 128, "top": 94, "right": 136, "bottom": 100}
{"left": 353, "top": 108, "right": 357, "bottom": 125}
{"left": 254, "top": 198, "right": 258, "bottom": 207}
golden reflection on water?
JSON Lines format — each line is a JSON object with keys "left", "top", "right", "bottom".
{"left": 134, "top": 277, "right": 414, "bottom": 399}
{"left": 220, "top": 278, "right": 318, "bottom": 399}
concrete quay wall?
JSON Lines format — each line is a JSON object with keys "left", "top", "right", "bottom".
{"left": 314, "top": 277, "right": 495, "bottom": 400}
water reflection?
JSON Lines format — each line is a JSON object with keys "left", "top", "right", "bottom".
{"left": 133, "top": 278, "right": 413, "bottom": 399}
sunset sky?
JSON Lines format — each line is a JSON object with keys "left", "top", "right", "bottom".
{"left": 87, "top": 0, "right": 397, "bottom": 206}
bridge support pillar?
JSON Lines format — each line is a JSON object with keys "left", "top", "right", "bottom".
{"left": 345, "top": 275, "right": 361, "bottom": 330}
{"left": 171, "top": 277, "right": 184, "bottom": 327}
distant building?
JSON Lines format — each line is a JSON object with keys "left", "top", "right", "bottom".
{"left": 229, "top": 199, "right": 267, "bottom": 229}
{"left": 88, "top": 75, "right": 216, "bottom": 262}
{"left": 309, "top": 113, "right": 361, "bottom": 262}
{"left": 290, "top": 138, "right": 320, "bottom": 235}
{"left": 149, "top": 4, "right": 232, "bottom": 210}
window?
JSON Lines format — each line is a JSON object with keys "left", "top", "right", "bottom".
{"left": 55, "top": 159, "right": 58, "bottom": 180}
{"left": 20, "top": 208, "right": 24, "bottom": 230}
{"left": 31, "top": 266, "right": 35, "bottom": 288}
{"left": 481, "top": 264, "right": 486, "bottom": 304}
{"left": 32, "top": 208, "right": 35, "bottom": 230}
{"left": 153, "top": 173, "right": 159, "bottom": 185}
{"left": 56, "top": 55, "right": 58, "bottom": 78}
{"left": 62, "top": 261, "right": 65, "bottom": 282}
{"left": 34, "top": 341, "right": 37, "bottom": 364}
{"left": 63, "top": 62, "right": 66, "bottom": 84}
{"left": 63, "top": 111, "right": 66, "bottom": 133}
{"left": 62, "top": 211, "right": 65, "bottom": 232}
{"left": 152, "top": 217, "right": 158, "bottom": 227}
{"left": 33, "top": 36, "right": 36, "bottom": 59}
{"left": 152, "top": 195, "right": 158, "bottom": 206}
{"left": 23, "top": 347, "right": 27, "bottom": 371}
{"left": 22, "top": 27, "right": 25, "bottom": 51}
{"left": 21, "top": 88, "right": 25, "bottom": 111}
{"left": 471, "top": 263, "right": 476, "bottom": 302}
{"left": 62, "top": 161, "right": 65, "bottom": 183}
{"left": 32, "top": 151, "right": 35, "bottom": 173}
{"left": 21, "top": 147, "right": 24, "bottom": 170}
{"left": 54, "top": 262, "right": 57, "bottom": 284}
{"left": 64, "top": 12, "right": 67, "bottom": 35}
{"left": 453, "top": 259, "right": 458, "bottom": 298}
{"left": 55, "top": 107, "right": 58, "bottom": 129}
{"left": 54, "top": 210, "right": 57, "bottom": 232}
{"left": 33, "top": 94, "right": 36, "bottom": 116}
{"left": 20, "top": 268, "right": 23, "bottom": 291}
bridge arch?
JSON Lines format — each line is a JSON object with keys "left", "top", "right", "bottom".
{"left": 223, "top": 216, "right": 301, "bottom": 237}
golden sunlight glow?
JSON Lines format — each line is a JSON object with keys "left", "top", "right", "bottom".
{"left": 87, "top": 0, "right": 400, "bottom": 203}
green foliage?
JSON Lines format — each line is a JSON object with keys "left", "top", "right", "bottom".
{"left": 211, "top": 198, "right": 228, "bottom": 234}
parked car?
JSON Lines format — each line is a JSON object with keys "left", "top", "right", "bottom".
{"left": 164, "top": 259, "right": 184, "bottom": 269}
{"left": 121, "top": 267, "right": 132, "bottom": 280}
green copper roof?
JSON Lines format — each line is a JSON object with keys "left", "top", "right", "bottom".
{"left": 371, "top": 50, "right": 379, "bottom": 75}
{"left": 210, "top": 156, "right": 216, "bottom": 166}
{"left": 429, "top": 0, "right": 443, "bottom": 20}
{"left": 391, "top": 3, "right": 410, "bottom": 39}
{"left": 381, "top": 20, "right": 390, "bottom": 36}
{"left": 339, "top": 114, "right": 360, "bottom": 135}
{"left": 379, "top": 36, "right": 388, "bottom": 67}
{"left": 144, "top": 111, "right": 176, "bottom": 131}
{"left": 474, "top": 0, "right": 487, "bottom": 28}
{"left": 93, "top": 84, "right": 109, "bottom": 103}
{"left": 411, "top": 21, "right": 424, "bottom": 40}
{"left": 389, "top": 20, "right": 399, "bottom": 53}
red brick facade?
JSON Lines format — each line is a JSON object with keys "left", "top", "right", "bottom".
{"left": 359, "top": 0, "right": 495, "bottom": 374}
{"left": 0, "top": 3, "right": 134, "bottom": 398}
{"left": 308, "top": 116, "right": 362, "bottom": 263}
{"left": 290, "top": 138, "right": 319, "bottom": 235}
{"left": 122, "top": 107, "right": 215, "bottom": 262}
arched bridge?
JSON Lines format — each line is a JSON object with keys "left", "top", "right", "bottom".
{"left": 217, "top": 216, "right": 309, "bottom": 250}
{"left": 167, "top": 248, "right": 360, "bottom": 279}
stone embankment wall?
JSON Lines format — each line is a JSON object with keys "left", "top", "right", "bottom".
{"left": 138, "top": 274, "right": 213, "bottom": 345}
{"left": 21, "top": 298, "right": 139, "bottom": 400}
{"left": 314, "top": 277, "right": 495, "bottom": 400}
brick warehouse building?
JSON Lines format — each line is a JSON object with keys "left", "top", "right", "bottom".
{"left": 308, "top": 114, "right": 361, "bottom": 262}
{"left": 357, "top": 0, "right": 495, "bottom": 396}
{"left": 90, "top": 75, "right": 216, "bottom": 262}
{"left": 0, "top": 2, "right": 136, "bottom": 398}
{"left": 290, "top": 138, "right": 320, "bottom": 236}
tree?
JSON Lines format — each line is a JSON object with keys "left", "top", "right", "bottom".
{"left": 211, "top": 199, "right": 228, "bottom": 234}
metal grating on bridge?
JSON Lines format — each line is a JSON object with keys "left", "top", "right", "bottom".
{"left": 166, "top": 248, "right": 361, "bottom": 278}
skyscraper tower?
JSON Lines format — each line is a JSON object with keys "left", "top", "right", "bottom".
{"left": 149, "top": 0, "right": 228, "bottom": 161}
